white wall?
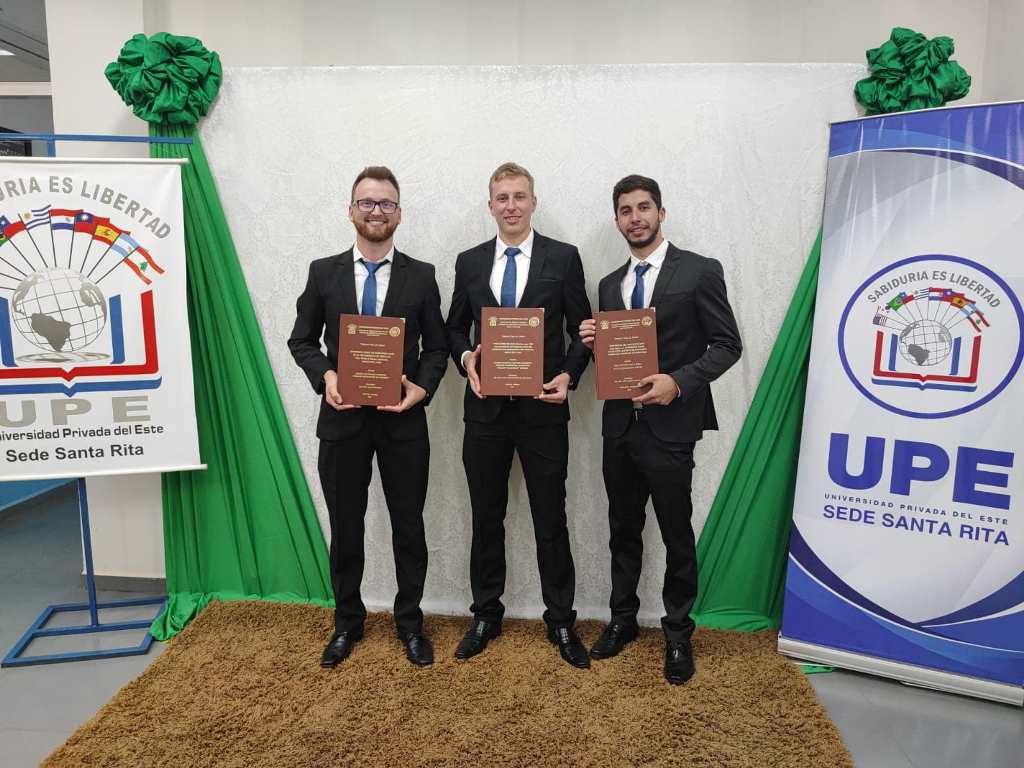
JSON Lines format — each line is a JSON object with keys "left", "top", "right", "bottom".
{"left": 204, "top": 62, "right": 859, "bottom": 622}
{"left": 982, "top": 0, "right": 1024, "bottom": 102}
{"left": 42, "top": 0, "right": 1011, "bottom": 583}
{"left": 144, "top": 0, "right": 992, "bottom": 97}
{"left": 44, "top": 0, "right": 163, "bottom": 580}
{"left": 144, "top": 0, "right": 991, "bottom": 95}
{"left": 46, "top": 0, "right": 147, "bottom": 153}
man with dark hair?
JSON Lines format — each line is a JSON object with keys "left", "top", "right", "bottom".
{"left": 445, "top": 162, "right": 593, "bottom": 668}
{"left": 288, "top": 166, "right": 448, "bottom": 668}
{"left": 612, "top": 174, "right": 662, "bottom": 212}
{"left": 580, "top": 174, "right": 742, "bottom": 684}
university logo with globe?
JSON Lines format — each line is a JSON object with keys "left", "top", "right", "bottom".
{"left": 11, "top": 269, "right": 109, "bottom": 363}
{"left": 838, "top": 254, "right": 1024, "bottom": 419}
{"left": 0, "top": 205, "right": 165, "bottom": 395}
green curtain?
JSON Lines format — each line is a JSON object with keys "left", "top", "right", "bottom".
{"left": 147, "top": 125, "right": 333, "bottom": 639}
{"left": 106, "top": 34, "right": 332, "bottom": 640}
{"left": 692, "top": 231, "right": 820, "bottom": 631}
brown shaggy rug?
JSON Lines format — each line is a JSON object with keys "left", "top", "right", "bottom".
{"left": 45, "top": 601, "right": 852, "bottom": 767}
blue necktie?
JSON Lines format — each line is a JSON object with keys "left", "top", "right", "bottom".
{"left": 500, "top": 247, "right": 520, "bottom": 308}
{"left": 360, "top": 259, "right": 388, "bottom": 316}
{"left": 631, "top": 262, "right": 651, "bottom": 309}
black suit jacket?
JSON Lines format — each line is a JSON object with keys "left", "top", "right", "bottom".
{"left": 445, "top": 233, "right": 592, "bottom": 425}
{"left": 288, "top": 248, "right": 448, "bottom": 441}
{"left": 599, "top": 244, "right": 742, "bottom": 442}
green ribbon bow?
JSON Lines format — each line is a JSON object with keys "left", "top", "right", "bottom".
{"left": 105, "top": 32, "right": 222, "bottom": 127}
{"left": 854, "top": 27, "right": 971, "bottom": 115}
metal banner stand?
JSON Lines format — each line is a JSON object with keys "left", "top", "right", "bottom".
{"left": 2, "top": 479, "right": 166, "bottom": 667}
{"left": 0, "top": 131, "right": 194, "bottom": 667}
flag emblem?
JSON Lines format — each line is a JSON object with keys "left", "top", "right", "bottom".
{"left": 838, "top": 255, "right": 1023, "bottom": 420}
{"left": 0, "top": 206, "right": 168, "bottom": 393}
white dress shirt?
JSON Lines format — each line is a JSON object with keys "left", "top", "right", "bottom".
{"left": 353, "top": 243, "right": 394, "bottom": 316}
{"left": 620, "top": 238, "right": 669, "bottom": 309}
{"left": 620, "top": 239, "right": 679, "bottom": 400}
{"left": 462, "top": 230, "right": 535, "bottom": 369}
{"left": 490, "top": 229, "right": 534, "bottom": 307}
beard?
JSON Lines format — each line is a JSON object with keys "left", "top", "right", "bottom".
{"left": 354, "top": 217, "right": 397, "bottom": 243}
{"left": 623, "top": 221, "right": 660, "bottom": 250}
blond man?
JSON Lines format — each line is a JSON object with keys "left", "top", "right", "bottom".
{"left": 445, "top": 163, "right": 592, "bottom": 668}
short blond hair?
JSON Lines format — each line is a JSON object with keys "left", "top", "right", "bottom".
{"left": 489, "top": 162, "right": 535, "bottom": 197}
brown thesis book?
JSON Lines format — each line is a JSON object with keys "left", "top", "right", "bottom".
{"left": 594, "top": 308, "right": 659, "bottom": 400}
{"left": 480, "top": 307, "right": 544, "bottom": 396}
{"left": 337, "top": 314, "right": 405, "bottom": 406}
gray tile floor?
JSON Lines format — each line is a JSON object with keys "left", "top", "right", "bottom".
{"left": 1, "top": 484, "right": 165, "bottom": 767}
{"left": 1, "top": 484, "right": 1021, "bottom": 767}
{"left": 808, "top": 664, "right": 1023, "bottom": 767}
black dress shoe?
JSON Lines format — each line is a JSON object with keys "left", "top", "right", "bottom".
{"left": 402, "top": 633, "right": 434, "bottom": 666}
{"left": 454, "top": 619, "right": 501, "bottom": 660}
{"left": 547, "top": 626, "right": 591, "bottom": 669}
{"left": 320, "top": 628, "right": 363, "bottom": 668}
{"left": 664, "top": 640, "right": 695, "bottom": 685}
{"left": 589, "top": 622, "right": 639, "bottom": 660}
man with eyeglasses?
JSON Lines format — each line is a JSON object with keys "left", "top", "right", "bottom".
{"left": 445, "top": 162, "right": 593, "bottom": 669}
{"left": 578, "top": 174, "right": 742, "bottom": 685}
{"left": 288, "top": 166, "right": 448, "bottom": 669}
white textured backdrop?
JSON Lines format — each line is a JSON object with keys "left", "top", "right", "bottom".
{"left": 200, "top": 64, "right": 863, "bottom": 624}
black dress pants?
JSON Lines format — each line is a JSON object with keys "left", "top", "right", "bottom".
{"left": 602, "top": 411, "right": 697, "bottom": 642}
{"left": 317, "top": 412, "right": 429, "bottom": 637}
{"left": 463, "top": 400, "right": 576, "bottom": 628}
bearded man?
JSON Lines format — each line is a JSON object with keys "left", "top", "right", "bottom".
{"left": 579, "top": 174, "right": 742, "bottom": 684}
{"left": 288, "top": 166, "right": 448, "bottom": 669}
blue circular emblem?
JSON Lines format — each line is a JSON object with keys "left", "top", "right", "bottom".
{"left": 837, "top": 254, "right": 1024, "bottom": 419}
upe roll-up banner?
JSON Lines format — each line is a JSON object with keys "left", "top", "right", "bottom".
{"left": 779, "top": 102, "right": 1024, "bottom": 705}
{"left": 0, "top": 158, "right": 201, "bottom": 480}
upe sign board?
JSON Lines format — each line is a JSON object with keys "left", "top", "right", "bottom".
{"left": 0, "top": 158, "right": 201, "bottom": 480}
{"left": 779, "top": 102, "right": 1024, "bottom": 705}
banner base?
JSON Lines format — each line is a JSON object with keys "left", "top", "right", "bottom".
{"left": 1, "top": 478, "right": 165, "bottom": 667}
{"left": 778, "top": 635, "right": 1023, "bottom": 706}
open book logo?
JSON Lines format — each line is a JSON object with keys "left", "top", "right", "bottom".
{"left": 837, "top": 255, "right": 1023, "bottom": 420}
{"left": 0, "top": 208, "right": 165, "bottom": 396}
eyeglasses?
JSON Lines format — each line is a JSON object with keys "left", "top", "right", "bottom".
{"left": 354, "top": 198, "right": 400, "bottom": 214}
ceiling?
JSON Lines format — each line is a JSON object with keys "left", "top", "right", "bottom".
{"left": 0, "top": 1, "right": 49, "bottom": 82}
